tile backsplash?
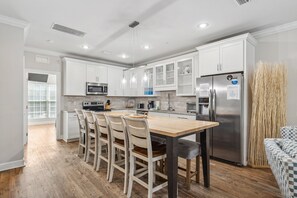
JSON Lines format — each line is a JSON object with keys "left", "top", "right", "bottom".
{"left": 63, "top": 95, "right": 129, "bottom": 111}
{"left": 63, "top": 91, "right": 195, "bottom": 113}
{"left": 135, "top": 91, "right": 196, "bottom": 112}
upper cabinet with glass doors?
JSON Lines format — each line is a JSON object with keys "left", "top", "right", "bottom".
{"left": 143, "top": 67, "right": 154, "bottom": 95}
{"left": 153, "top": 62, "right": 176, "bottom": 91}
{"left": 176, "top": 58, "right": 195, "bottom": 96}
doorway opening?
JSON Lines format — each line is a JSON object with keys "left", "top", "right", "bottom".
{"left": 24, "top": 71, "right": 60, "bottom": 145}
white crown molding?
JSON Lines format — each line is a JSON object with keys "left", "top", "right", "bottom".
{"left": 252, "top": 20, "right": 297, "bottom": 39}
{"left": 138, "top": 49, "right": 197, "bottom": 66}
{"left": 25, "top": 46, "right": 130, "bottom": 68}
{"left": 196, "top": 33, "right": 257, "bottom": 50}
{"left": 0, "top": 159, "right": 25, "bottom": 172}
{"left": 0, "top": 14, "right": 29, "bottom": 29}
{"left": 25, "top": 46, "right": 67, "bottom": 57}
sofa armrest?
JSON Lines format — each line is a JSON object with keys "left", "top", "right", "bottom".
{"left": 264, "top": 138, "right": 297, "bottom": 198}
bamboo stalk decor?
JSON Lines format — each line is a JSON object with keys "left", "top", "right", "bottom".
{"left": 248, "top": 61, "right": 287, "bottom": 168}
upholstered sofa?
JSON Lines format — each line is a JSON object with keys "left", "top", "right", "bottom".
{"left": 264, "top": 126, "right": 297, "bottom": 198}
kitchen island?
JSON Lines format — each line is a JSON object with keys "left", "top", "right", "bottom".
{"left": 104, "top": 112, "right": 219, "bottom": 198}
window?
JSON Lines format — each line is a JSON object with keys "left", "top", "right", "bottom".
{"left": 28, "top": 81, "right": 56, "bottom": 119}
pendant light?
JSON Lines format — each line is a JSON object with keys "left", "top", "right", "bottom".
{"left": 121, "top": 21, "right": 139, "bottom": 88}
{"left": 129, "top": 21, "right": 139, "bottom": 89}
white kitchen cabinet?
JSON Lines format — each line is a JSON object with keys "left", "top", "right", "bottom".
{"left": 63, "top": 59, "right": 86, "bottom": 96}
{"left": 143, "top": 67, "right": 154, "bottom": 95}
{"left": 128, "top": 69, "right": 138, "bottom": 96}
{"left": 169, "top": 113, "right": 196, "bottom": 141}
{"left": 111, "top": 109, "right": 136, "bottom": 114}
{"left": 123, "top": 70, "right": 131, "bottom": 96}
{"left": 169, "top": 113, "right": 196, "bottom": 120}
{"left": 220, "top": 40, "right": 244, "bottom": 73}
{"left": 176, "top": 58, "right": 195, "bottom": 96}
{"left": 154, "top": 62, "right": 176, "bottom": 91}
{"left": 86, "top": 64, "right": 108, "bottom": 84}
{"left": 148, "top": 111, "right": 196, "bottom": 141}
{"left": 155, "top": 65, "right": 164, "bottom": 86}
{"left": 148, "top": 112, "right": 170, "bottom": 117}
{"left": 197, "top": 34, "right": 255, "bottom": 76}
{"left": 122, "top": 67, "right": 158, "bottom": 97}
{"left": 63, "top": 111, "right": 79, "bottom": 142}
{"left": 199, "top": 46, "right": 220, "bottom": 76}
{"left": 136, "top": 67, "right": 145, "bottom": 96}
{"left": 108, "top": 67, "right": 124, "bottom": 96}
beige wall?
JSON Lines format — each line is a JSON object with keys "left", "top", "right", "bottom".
{"left": 0, "top": 23, "right": 24, "bottom": 170}
{"left": 255, "top": 29, "right": 297, "bottom": 125}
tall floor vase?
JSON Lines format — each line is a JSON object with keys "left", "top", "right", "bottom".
{"left": 248, "top": 61, "right": 287, "bottom": 168}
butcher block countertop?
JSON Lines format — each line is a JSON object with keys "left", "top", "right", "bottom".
{"left": 103, "top": 112, "right": 219, "bottom": 137}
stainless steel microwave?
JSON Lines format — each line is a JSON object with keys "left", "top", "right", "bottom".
{"left": 86, "top": 82, "right": 108, "bottom": 95}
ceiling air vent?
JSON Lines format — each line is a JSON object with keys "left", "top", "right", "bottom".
{"left": 235, "top": 0, "right": 251, "bottom": 5}
{"left": 51, "top": 23, "right": 86, "bottom": 37}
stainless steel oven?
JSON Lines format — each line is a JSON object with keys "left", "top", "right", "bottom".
{"left": 86, "top": 82, "right": 108, "bottom": 95}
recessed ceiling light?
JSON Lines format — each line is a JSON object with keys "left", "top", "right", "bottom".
{"left": 199, "top": 23, "right": 209, "bottom": 29}
{"left": 143, "top": 44, "right": 150, "bottom": 50}
{"left": 120, "top": 54, "right": 129, "bottom": 59}
{"left": 82, "top": 44, "right": 89, "bottom": 50}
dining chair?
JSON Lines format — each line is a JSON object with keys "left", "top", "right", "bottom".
{"left": 106, "top": 114, "right": 129, "bottom": 194}
{"left": 123, "top": 116, "right": 168, "bottom": 198}
{"left": 75, "top": 109, "right": 87, "bottom": 161}
{"left": 82, "top": 110, "right": 98, "bottom": 169}
{"left": 178, "top": 139, "right": 200, "bottom": 190}
{"left": 92, "top": 112, "right": 111, "bottom": 180}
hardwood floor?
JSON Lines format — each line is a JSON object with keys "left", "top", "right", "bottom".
{"left": 0, "top": 124, "right": 281, "bottom": 198}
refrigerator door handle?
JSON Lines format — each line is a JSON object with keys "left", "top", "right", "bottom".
{"left": 213, "top": 89, "right": 216, "bottom": 121}
{"left": 209, "top": 89, "right": 213, "bottom": 121}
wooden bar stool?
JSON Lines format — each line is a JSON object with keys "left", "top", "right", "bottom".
{"left": 123, "top": 116, "right": 168, "bottom": 198}
{"left": 82, "top": 110, "right": 98, "bottom": 169}
{"left": 75, "top": 109, "right": 87, "bottom": 160}
{"left": 92, "top": 112, "right": 111, "bottom": 180}
{"left": 106, "top": 115, "right": 129, "bottom": 194}
{"left": 178, "top": 139, "right": 200, "bottom": 190}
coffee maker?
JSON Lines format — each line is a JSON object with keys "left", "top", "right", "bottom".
{"left": 147, "top": 100, "right": 155, "bottom": 110}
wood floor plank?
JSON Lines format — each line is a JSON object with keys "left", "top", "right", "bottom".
{"left": 0, "top": 124, "right": 281, "bottom": 198}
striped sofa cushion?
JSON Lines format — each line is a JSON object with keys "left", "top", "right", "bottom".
{"left": 282, "top": 139, "right": 297, "bottom": 158}
{"left": 281, "top": 126, "right": 297, "bottom": 142}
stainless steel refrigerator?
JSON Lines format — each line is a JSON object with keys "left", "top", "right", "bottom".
{"left": 196, "top": 73, "right": 244, "bottom": 165}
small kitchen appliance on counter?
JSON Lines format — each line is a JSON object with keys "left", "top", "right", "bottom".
{"left": 154, "top": 101, "right": 161, "bottom": 110}
{"left": 186, "top": 102, "right": 196, "bottom": 114}
{"left": 105, "top": 100, "right": 111, "bottom": 110}
{"left": 137, "top": 103, "right": 145, "bottom": 109}
{"left": 147, "top": 100, "right": 155, "bottom": 110}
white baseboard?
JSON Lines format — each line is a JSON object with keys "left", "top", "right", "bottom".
{"left": 0, "top": 160, "right": 25, "bottom": 172}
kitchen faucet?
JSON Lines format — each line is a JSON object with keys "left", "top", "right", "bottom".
{"left": 167, "top": 93, "right": 174, "bottom": 111}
